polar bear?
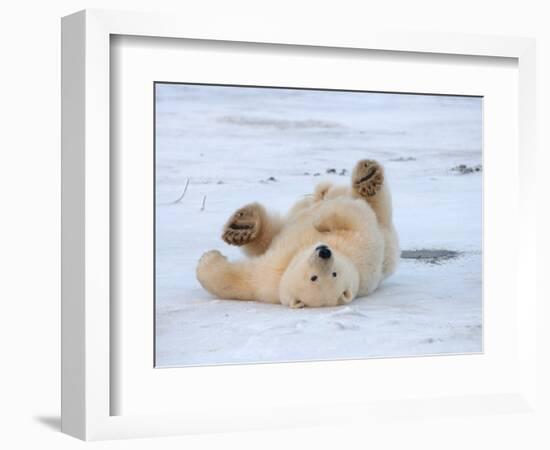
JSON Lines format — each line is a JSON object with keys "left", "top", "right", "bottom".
{"left": 196, "top": 159, "right": 399, "bottom": 308}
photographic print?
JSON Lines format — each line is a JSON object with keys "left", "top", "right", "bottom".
{"left": 154, "top": 83, "right": 482, "bottom": 367}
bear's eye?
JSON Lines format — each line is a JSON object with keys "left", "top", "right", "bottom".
{"left": 332, "top": 272, "right": 337, "bottom": 277}
{"left": 310, "top": 275, "right": 318, "bottom": 282}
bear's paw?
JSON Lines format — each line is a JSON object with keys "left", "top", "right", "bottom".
{"left": 222, "top": 203, "right": 263, "bottom": 246}
{"left": 352, "top": 159, "right": 384, "bottom": 197}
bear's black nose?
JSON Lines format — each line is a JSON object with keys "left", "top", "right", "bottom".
{"left": 316, "top": 245, "right": 332, "bottom": 259}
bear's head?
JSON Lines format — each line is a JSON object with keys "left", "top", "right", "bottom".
{"left": 279, "top": 242, "right": 360, "bottom": 308}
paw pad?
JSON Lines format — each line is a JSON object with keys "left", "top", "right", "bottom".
{"left": 222, "top": 204, "right": 261, "bottom": 246}
{"left": 352, "top": 159, "right": 384, "bottom": 197}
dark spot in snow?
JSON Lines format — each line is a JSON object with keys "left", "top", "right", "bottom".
{"left": 313, "top": 173, "right": 321, "bottom": 177}
{"left": 401, "top": 249, "right": 461, "bottom": 264}
{"left": 339, "top": 169, "right": 348, "bottom": 176}
{"left": 451, "top": 164, "right": 482, "bottom": 175}
{"left": 326, "top": 168, "right": 337, "bottom": 174}
{"left": 260, "top": 176, "right": 278, "bottom": 183}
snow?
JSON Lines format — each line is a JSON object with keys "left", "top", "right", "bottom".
{"left": 154, "top": 84, "right": 482, "bottom": 367}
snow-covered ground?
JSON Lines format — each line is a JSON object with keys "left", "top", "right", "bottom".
{"left": 154, "top": 84, "right": 482, "bottom": 367}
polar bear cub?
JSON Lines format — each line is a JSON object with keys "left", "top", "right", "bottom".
{"left": 196, "top": 159, "right": 399, "bottom": 308}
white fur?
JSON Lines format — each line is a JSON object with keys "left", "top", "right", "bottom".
{"left": 197, "top": 161, "right": 399, "bottom": 308}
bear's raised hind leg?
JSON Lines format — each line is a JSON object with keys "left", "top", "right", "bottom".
{"left": 351, "top": 159, "right": 399, "bottom": 277}
{"left": 352, "top": 159, "right": 393, "bottom": 228}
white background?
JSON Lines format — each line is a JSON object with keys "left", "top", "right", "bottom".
{"left": 0, "top": 1, "right": 548, "bottom": 449}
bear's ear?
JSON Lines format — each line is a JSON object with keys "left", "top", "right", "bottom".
{"left": 337, "top": 289, "right": 353, "bottom": 305}
{"left": 288, "top": 298, "right": 306, "bottom": 309}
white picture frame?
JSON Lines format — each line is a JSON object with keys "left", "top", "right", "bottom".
{"left": 61, "top": 9, "right": 537, "bottom": 441}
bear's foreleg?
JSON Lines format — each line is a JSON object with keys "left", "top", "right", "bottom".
{"left": 222, "top": 203, "right": 283, "bottom": 257}
{"left": 196, "top": 250, "right": 258, "bottom": 301}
